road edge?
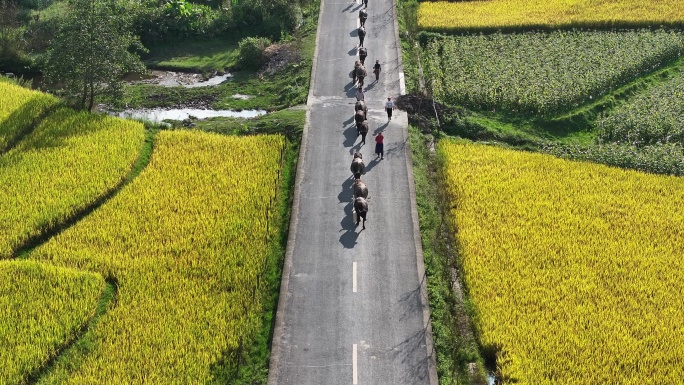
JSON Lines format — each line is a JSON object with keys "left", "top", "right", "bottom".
{"left": 266, "top": 1, "right": 325, "bottom": 382}
{"left": 391, "top": 0, "right": 440, "bottom": 383}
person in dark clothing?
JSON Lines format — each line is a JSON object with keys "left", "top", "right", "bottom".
{"left": 359, "top": 9, "right": 368, "bottom": 27}
{"left": 373, "top": 60, "right": 381, "bottom": 82}
{"left": 358, "top": 27, "right": 366, "bottom": 47}
{"left": 363, "top": 0, "right": 368, "bottom": 9}
{"left": 359, "top": 47, "right": 368, "bottom": 65}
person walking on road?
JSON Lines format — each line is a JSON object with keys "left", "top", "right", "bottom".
{"left": 358, "top": 26, "right": 366, "bottom": 47}
{"left": 356, "top": 86, "right": 365, "bottom": 101}
{"left": 373, "top": 60, "right": 381, "bottom": 82}
{"left": 385, "top": 97, "right": 395, "bottom": 120}
{"left": 375, "top": 131, "right": 384, "bottom": 160}
{"left": 359, "top": 9, "right": 368, "bottom": 27}
{"left": 359, "top": 47, "right": 368, "bottom": 65}
{"left": 363, "top": 0, "right": 368, "bottom": 9}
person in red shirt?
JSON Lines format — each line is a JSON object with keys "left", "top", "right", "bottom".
{"left": 375, "top": 131, "right": 384, "bottom": 160}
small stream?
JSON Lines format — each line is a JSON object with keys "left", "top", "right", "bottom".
{"left": 113, "top": 108, "right": 266, "bottom": 122}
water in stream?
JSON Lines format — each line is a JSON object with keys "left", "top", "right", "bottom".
{"left": 113, "top": 108, "right": 266, "bottom": 122}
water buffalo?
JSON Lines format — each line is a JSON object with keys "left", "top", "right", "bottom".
{"left": 354, "top": 109, "right": 366, "bottom": 125}
{"left": 355, "top": 100, "right": 367, "bottom": 116}
{"left": 359, "top": 47, "right": 368, "bottom": 64}
{"left": 352, "top": 61, "right": 363, "bottom": 84}
{"left": 355, "top": 65, "right": 367, "bottom": 87}
{"left": 357, "top": 120, "right": 369, "bottom": 145}
{"left": 351, "top": 156, "right": 365, "bottom": 177}
{"left": 354, "top": 196, "right": 368, "bottom": 229}
{"left": 353, "top": 179, "right": 368, "bottom": 199}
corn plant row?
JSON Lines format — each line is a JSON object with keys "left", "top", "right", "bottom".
{"left": 439, "top": 141, "right": 684, "bottom": 384}
{"left": 0, "top": 260, "right": 104, "bottom": 385}
{"left": 0, "top": 80, "right": 59, "bottom": 151}
{"left": 423, "top": 30, "right": 684, "bottom": 116}
{"left": 597, "top": 70, "right": 684, "bottom": 146}
{"left": 0, "top": 108, "right": 146, "bottom": 258}
{"left": 29, "top": 131, "right": 285, "bottom": 383}
{"left": 418, "top": 0, "right": 684, "bottom": 33}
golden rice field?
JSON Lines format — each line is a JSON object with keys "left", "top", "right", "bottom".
{"left": 0, "top": 108, "right": 145, "bottom": 259}
{"left": 439, "top": 141, "right": 684, "bottom": 384}
{"left": 418, "top": 0, "right": 684, "bottom": 32}
{"left": 27, "top": 131, "right": 285, "bottom": 383}
{"left": 0, "top": 260, "right": 104, "bottom": 385}
{"left": 0, "top": 79, "right": 58, "bottom": 151}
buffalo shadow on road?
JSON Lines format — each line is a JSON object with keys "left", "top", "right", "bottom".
{"left": 337, "top": 176, "right": 355, "bottom": 203}
{"left": 339, "top": 201, "right": 362, "bottom": 248}
{"left": 343, "top": 121, "right": 359, "bottom": 148}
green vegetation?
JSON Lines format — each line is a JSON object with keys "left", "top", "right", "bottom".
{"left": 424, "top": 30, "right": 684, "bottom": 116}
{"left": 191, "top": 107, "right": 305, "bottom": 137}
{"left": 597, "top": 69, "right": 684, "bottom": 146}
{"left": 43, "top": 0, "right": 146, "bottom": 110}
{"left": 142, "top": 38, "right": 239, "bottom": 73}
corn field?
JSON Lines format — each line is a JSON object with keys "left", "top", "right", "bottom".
{"left": 0, "top": 80, "right": 58, "bottom": 151}
{"left": 0, "top": 260, "right": 104, "bottom": 385}
{"left": 423, "top": 30, "right": 684, "bottom": 116}
{"left": 597, "top": 70, "right": 684, "bottom": 146}
{"left": 418, "top": 0, "right": 684, "bottom": 32}
{"left": 0, "top": 108, "right": 145, "bottom": 259}
{"left": 29, "top": 131, "right": 286, "bottom": 383}
{"left": 439, "top": 140, "right": 684, "bottom": 384}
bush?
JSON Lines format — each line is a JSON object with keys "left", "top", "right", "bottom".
{"left": 233, "top": 0, "right": 302, "bottom": 38}
{"left": 237, "top": 36, "right": 270, "bottom": 70}
{"left": 133, "top": 1, "right": 232, "bottom": 45}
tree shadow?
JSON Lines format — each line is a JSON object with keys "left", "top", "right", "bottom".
{"left": 384, "top": 137, "right": 407, "bottom": 159}
{"left": 0, "top": 97, "right": 59, "bottom": 155}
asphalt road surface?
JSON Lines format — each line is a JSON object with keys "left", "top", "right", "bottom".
{"left": 268, "top": 0, "right": 438, "bottom": 383}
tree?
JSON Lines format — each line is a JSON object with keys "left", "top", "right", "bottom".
{"left": 44, "top": 0, "right": 146, "bottom": 111}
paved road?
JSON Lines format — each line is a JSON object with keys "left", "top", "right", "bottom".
{"left": 268, "top": 0, "right": 438, "bottom": 384}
